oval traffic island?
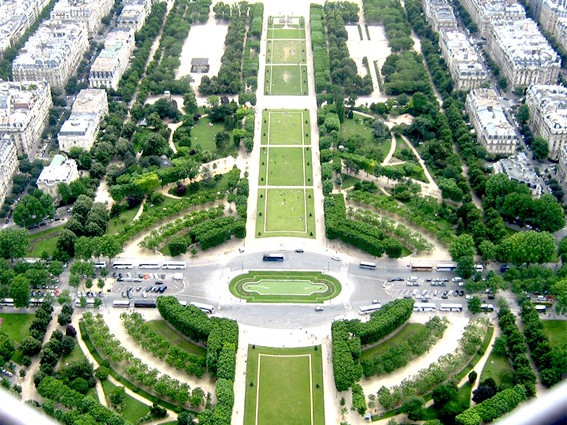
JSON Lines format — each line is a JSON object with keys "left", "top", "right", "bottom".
{"left": 229, "top": 271, "right": 342, "bottom": 303}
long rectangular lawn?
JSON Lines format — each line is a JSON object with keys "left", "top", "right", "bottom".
{"left": 266, "top": 147, "right": 306, "bottom": 186}
{"left": 265, "top": 65, "right": 307, "bottom": 95}
{"left": 244, "top": 346, "right": 324, "bottom": 425}
{"left": 263, "top": 110, "right": 307, "bottom": 145}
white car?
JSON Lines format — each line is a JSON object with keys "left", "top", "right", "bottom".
{"left": 331, "top": 256, "right": 341, "bottom": 261}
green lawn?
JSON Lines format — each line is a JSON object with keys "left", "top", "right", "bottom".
{"left": 101, "top": 379, "right": 150, "bottom": 424}
{"left": 244, "top": 345, "right": 325, "bottom": 425}
{"left": 267, "top": 28, "right": 306, "bottom": 39}
{"left": 361, "top": 323, "right": 426, "bottom": 361}
{"left": 0, "top": 313, "right": 34, "bottom": 343}
{"left": 262, "top": 110, "right": 308, "bottom": 145}
{"left": 262, "top": 147, "right": 307, "bottom": 186}
{"left": 106, "top": 207, "right": 139, "bottom": 235}
{"left": 542, "top": 320, "right": 567, "bottom": 348}
{"left": 27, "top": 226, "right": 65, "bottom": 257}
{"left": 480, "top": 349, "right": 515, "bottom": 388}
{"left": 341, "top": 116, "right": 391, "bottom": 160}
{"left": 146, "top": 320, "right": 206, "bottom": 358}
{"left": 340, "top": 174, "right": 361, "bottom": 189}
{"left": 265, "top": 65, "right": 308, "bottom": 95}
{"left": 256, "top": 188, "right": 316, "bottom": 238}
{"left": 267, "top": 40, "right": 306, "bottom": 64}
{"left": 230, "top": 271, "right": 342, "bottom": 303}
{"left": 60, "top": 342, "right": 88, "bottom": 366}
{"left": 191, "top": 117, "right": 235, "bottom": 155}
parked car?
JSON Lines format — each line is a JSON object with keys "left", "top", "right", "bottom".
{"left": 295, "top": 249, "right": 304, "bottom": 253}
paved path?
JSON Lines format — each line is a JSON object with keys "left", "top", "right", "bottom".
{"left": 382, "top": 133, "right": 398, "bottom": 165}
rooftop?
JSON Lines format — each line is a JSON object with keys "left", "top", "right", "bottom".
{"left": 527, "top": 84, "right": 567, "bottom": 131}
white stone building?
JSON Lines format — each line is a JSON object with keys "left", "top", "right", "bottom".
{"left": 525, "top": 84, "right": 567, "bottom": 160}
{"left": 116, "top": 0, "right": 152, "bottom": 31}
{"left": 458, "top": 0, "right": 526, "bottom": 38}
{"left": 466, "top": 88, "right": 517, "bottom": 155}
{"left": 12, "top": 20, "right": 89, "bottom": 88}
{"left": 423, "top": 0, "right": 458, "bottom": 32}
{"left": 439, "top": 29, "right": 488, "bottom": 91}
{"left": 0, "top": 81, "right": 52, "bottom": 158}
{"left": 36, "top": 154, "right": 79, "bottom": 197}
{"left": 89, "top": 28, "right": 135, "bottom": 90}
{"left": 557, "top": 144, "right": 567, "bottom": 192}
{"left": 556, "top": 18, "right": 567, "bottom": 53}
{"left": 493, "top": 152, "right": 543, "bottom": 197}
{"left": 488, "top": 19, "right": 560, "bottom": 89}
{"left": 0, "top": 0, "right": 51, "bottom": 56}
{"left": 539, "top": 0, "right": 567, "bottom": 36}
{"left": 51, "top": 0, "right": 114, "bottom": 37}
{"left": 58, "top": 89, "right": 108, "bottom": 152}
{"left": 0, "top": 136, "right": 19, "bottom": 206}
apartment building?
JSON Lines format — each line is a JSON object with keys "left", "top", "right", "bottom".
{"left": 51, "top": 0, "right": 114, "bottom": 37}
{"left": 539, "top": 0, "right": 567, "bottom": 36}
{"left": 488, "top": 19, "right": 560, "bottom": 89}
{"left": 89, "top": 28, "right": 135, "bottom": 90}
{"left": 557, "top": 18, "right": 567, "bottom": 53}
{"left": 12, "top": 20, "right": 89, "bottom": 88}
{"left": 439, "top": 29, "right": 488, "bottom": 90}
{"left": 36, "top": 154, "right": 79, "bottom": 197}
{"left": 0, "top": 81, "right": 52, "bottom": 158}
{"left": 493, "top": 152, "right": 543, "bottom": 197}
{"left": 0, "top": 0, "right": 51, "bottom": 56}
{"left": 466, "top": 88, "right": 517, "bottom": 155}
{"left": 116, "top": 0, "right": 152, "bottom": 31}
{"left": 423, "top": 0, "right": 458, "bottom": 32}
{"left": 458, "top": 0, "right": 525, "bottom": 37}
{"left": 557, "top": 144, "right": 567, "bottom": 192}
{"left": 525, "top": 84, "right": 567, "bottom": 160}
{"left": 58, "top": 88, "right": 108, "bottom": 152}
{"left": 0, "top": 136, "right": 19, "bottom": 207}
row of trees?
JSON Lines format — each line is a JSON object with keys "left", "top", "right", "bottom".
{"left": 242, "top": 3, "right": 263, "bottom": 90}
{"left": 199, "top": 3, "right": 248, "bottom": 95}
{"left": 362, "top": 0, "right": 413, "bottom": 51}
{"left": 19, "top": 300, "right": 54, "bottom": 366}
{"left": 310, "top": 5, "right": 331, "bottom": 93}
{"left": 519, "top": 302, "right": 565, "bottom": 387}
{"left": 37, "top": 328, "right": 77, "bottom": 380}
{"left": 122, "top": 312, "right": 207, "bottom": 377}
{"left": 361, "top": 316, "right": 448, "bottom": 377}
{"left": 455, "top": 385, "right": 527, "bottom": 425}
{"left": 497, "top": 304, "right": 537, "bottom": 397}
{"left": 332, "top": 299, "right": 414, "bottom": 391}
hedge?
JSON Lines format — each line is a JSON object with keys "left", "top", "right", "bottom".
{"left": 455, "top": 385, "right": 527, "bottom": 425}
{"left": 310, "top": 4, "right": 331, "bottom": 93}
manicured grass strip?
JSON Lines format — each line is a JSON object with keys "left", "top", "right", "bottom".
{"left": 267, "top": 40, "right": 306, "bottom": 64}
{"left": 541, "top": 320, "right": 567, "bottom": 348}
{"left": 244, "top": 345, "right": 325, "bottom": 425}
{"left": 146, "top": 320, "right": 207, "bottom": 358}
{"left": 267, "top": 28, "right": 306, "bottom": 39}
{"left": 361, "top": 323, "right": 426, "bottom": 360}
{"left": 230, "top": 271, "right": 341, "bottom": 303}
{"left": 0, "top": 313, "right": 34, "bottom": 342}
{"left": 106, "top": 207, "right": 139, "bottom": 235}
{"left": 265, "top": 65, "right": 308, "bottom": 95}
{"left": 101, "top": 379, "right": 151, "bottom": 424}
{"left": 480, "top": 348, "right": 515, "bottom": 388}
{"left": 264, "top": 147, "right": 307, "bottom": 186}
{"left": 261, "top": 110, "right": 308, "bottom": 146}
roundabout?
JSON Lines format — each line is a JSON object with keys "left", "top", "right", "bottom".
{"left": 229, "top": 270, "right": 342, "bottom": 303}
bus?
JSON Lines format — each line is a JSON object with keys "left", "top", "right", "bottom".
{"left": 190, "top": 302, "right": 214, "bottom": 314}
{"left": 112, "top": 300, "right": 130, "bottom": 308}
{"left": 535, "top": 305, "right": 547, "bottom": 313}
{"left": 162, "top": 261, "right": 187, "bottom": 270}
{"left": 411, "top": 262, "right": 433, "bottom": 272}
{"left": 436, "top": 262, "right": 457, "bottom": 272}
{"left": 263, "top": 254, "right": 284, "bottom": 262}
{"left": 30, "top": 298, "right": 45, "bottom": 306}
{"left": 359, "top": 261, "right": 377, "bottom": 270}
{"left": 138, "top": 262, "right": 161, "bottom": 269}
{"left": 134, "top": 299, "right": 157, "bottom": 308}
{"left": 480, "top": 303, "right": 495, "bottom": 312}
{"left": 0, "top": 298, "right": 14, "bottom": 306}
{"left": 358, "top": 304, "right": 382, "bottom": 315}
{"left": 112, "top": 261, "right": 134, "bottom": 269}
{"left": 75, "top": 299, "right": 95, "bottom": 307}
{"left": 439, "top": 303, "right": 463, "bottom": 312}
{"left": 94, "top": 261, "right": 107, "bottom": 269}
{"left": 413, "top": 302, "right": 437, "bottom": 312}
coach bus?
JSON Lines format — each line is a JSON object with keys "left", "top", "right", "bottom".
{"left": 190, "top": 302, "right": 214, "bottom": 314}
{"left": 535, "top": 305, "right": 547, "bottom": 313}
{"left": 75, "top": 299, "right": 95, "bottom": 307}
{"left": 439, "top": 303, "right": 463, "bottom": 312}
{"left": 262, "top": 253, "right": 284, "bottom": 262}
{"left": 358, "top": 304, "right": 382, "bottom": 315}
{"left": 112, "top": 261, "right": 134, "bottom": 269}
{"left": 436, "top": 262, "right": 457, "bottom": 272}
{"left": 413, "top": 302, "right": 437, "bottom": 312}
{"left": 480, "top": 303, "right": 495, "bottom": 312}
{"left": 112, "top": 300, "right": 130, "bottom": 308}
{"left": 94, "top": 261, "right": 107, "bottom": 269}
{"left": 411, "top": 262, "right": 433, "bottom": 272}
{"left": 134, "top": 299, "right": 157, "bottom": 308}
{"left": 138, "top": 262, "right": 161, "bottom": 269}
{"left": 162, "top": 261, "right": 187, "bottom": 269}
{"left": 359, "top": 261, "right": 377, "bottom": 270}
{"left": 0, "top": 298, "right": 14, "bottom": 307}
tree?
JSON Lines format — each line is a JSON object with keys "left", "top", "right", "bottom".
{"left": 215, "top": 131, "right": 230, "bottom": 150}
{"left": 97, "top": 234, "right": 122, "bottom": 260}
{"left": 0, "top": 330, "right": 15, "bottom": 364}
{"left": 516, "top": 104, "right": 529, "bottom": 124}
{"left": 532, "top": 137, "right": 549, "bottom": 160}
{"left": 168, "top": 236, "right": 188, "bottom": 257}
{"left": 0, "top": 229, "right": 29, "bottom": 260}
{"left": 552, "top": 279, "right": 567, "bottom": 315}
{"left": 500, "top": 231, "right": 555, "bottom": 265}
{"left": 450, "top": 234, "right": 476, "bottom": 278}
{"left": 13, "top": 196, "right": 45, "bottom": 228}
{"left": 142, "top": 133, "right": 168, "bottom": 156}
{"left": 468, "top": 296, "right": 482, "bottom": 314}
{"left": 402, "top": 396, "right": 424, "bottom": 421}
{"left": 472, "top": 384, "right": 496, "bottom": 404}
{"left": 10, "top": 275, "right": 30, "bottom": 307}
{"left": 478, "top": 240, "right": 496, "bottom": 264}
{"left": 468, "top": 370, "right": 477, "bottom": 384}
{"left": 56, "top": 230, "right": 77, "bottom": 257}
{"left": 178, "top": 411, "right": 196, "bottom": 425}
{"left": 48, "top": 261, "right": 64, "bottom": 277}
{"left": 432, "top": 383, "right": 457, "bottom": 407}
{"left": 110, "top": 386, "right": 126, "bottom": 406}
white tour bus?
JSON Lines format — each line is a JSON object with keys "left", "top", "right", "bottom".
{"left": 436, "top": 262, "right": 457, "bottom": 272}
{"left": 359, "top": 261, "right": 377, "bottom": 270}
{"left": 0, "top": 298, "right": 14, "bottom": 306}
{"left": 162, "top": 261, "right": 187, "bottom": 270}
{"left": 439, "top": 303, "right": 463, "bottom": 312}
{"left": 112, "top": 261, "right": 134, "bottom": 269}
{"left": 480, "top": 303, "right": 495, "bottom": 312}
{"left": 138, "top": 262, "right": 161, "bottom": 269}
{"left": 113, "top": 300, "right": 130, "bottom": 308}
{"left": 190, "top": 302, "right": 214, "bottom": 314}
{"left": 94, "top": 261, "right": 107, "bottom": 269}
{"left": 535, "top": 305, "right": 547, "bottom": 313}
{"left": 413, "top": 302, "right": 437, "bottom": 312}
{"left": 358, "top": 304, "right": 382, "bottom": 315}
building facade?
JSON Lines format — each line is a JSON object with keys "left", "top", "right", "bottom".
{"left": 0, "top": 81, "right": 52, "bottom": 158}
{"left": 0, "top": 0, "right": 51, "bottom": 56}
{"left": 557, "top": 144, "right": 567, "bottom": 192}
{"left": 116, "top": 0, "right": 152, "bottom": 31}
{"left": 12, "top": 20, "right": 89, "bottom": 88}
{"left": 423, "top": 0, "right": 458, "bottom": 32}
{"left": 458, "top": 0, "right": 525, "bottom": 37}
{"left": 89, "top": 28, "right": 135, "bottom": 90}
{"left": 488, "top": 19, "right": 560, "bottom": 89}
{"left": 51, "top": 0, "right": 114, "bottom": 37}
{"left": 526, "top": 84, "right": 567, "bottom": 160}
{"left": 493, "top": 152, "right": 543, "bottom": 197}
{"left": 0, "top": 136, "right": 19, "bottom": 207}
{"left": 539, "top": 0, "right": 567, "bottom": 36}
{"left": 36, "top": 154, "right": 79, "bottom": 197}
{"left": 557, "top": 18, "right": 567, "bottom": 54}
{"left": 58, "top": 89, "right": 108, "bottom": 152}
{"left": 439, "top": 29, "right": 488, "bottom": 91}
{"left": 466, "top": 88, "right": 517, "bottom": 155}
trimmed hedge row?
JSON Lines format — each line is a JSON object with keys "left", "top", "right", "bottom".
{"left": 310, "top": 4, "right": 331, "bottom": 93}
{"left": 455, "top": 385, "right": 527, "bottom": 425}
{"left": 358, "top": 299, "right": 414, "bottom": 345}
{"left": 242, "top": 3, "right": 263, "bottom": 90}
